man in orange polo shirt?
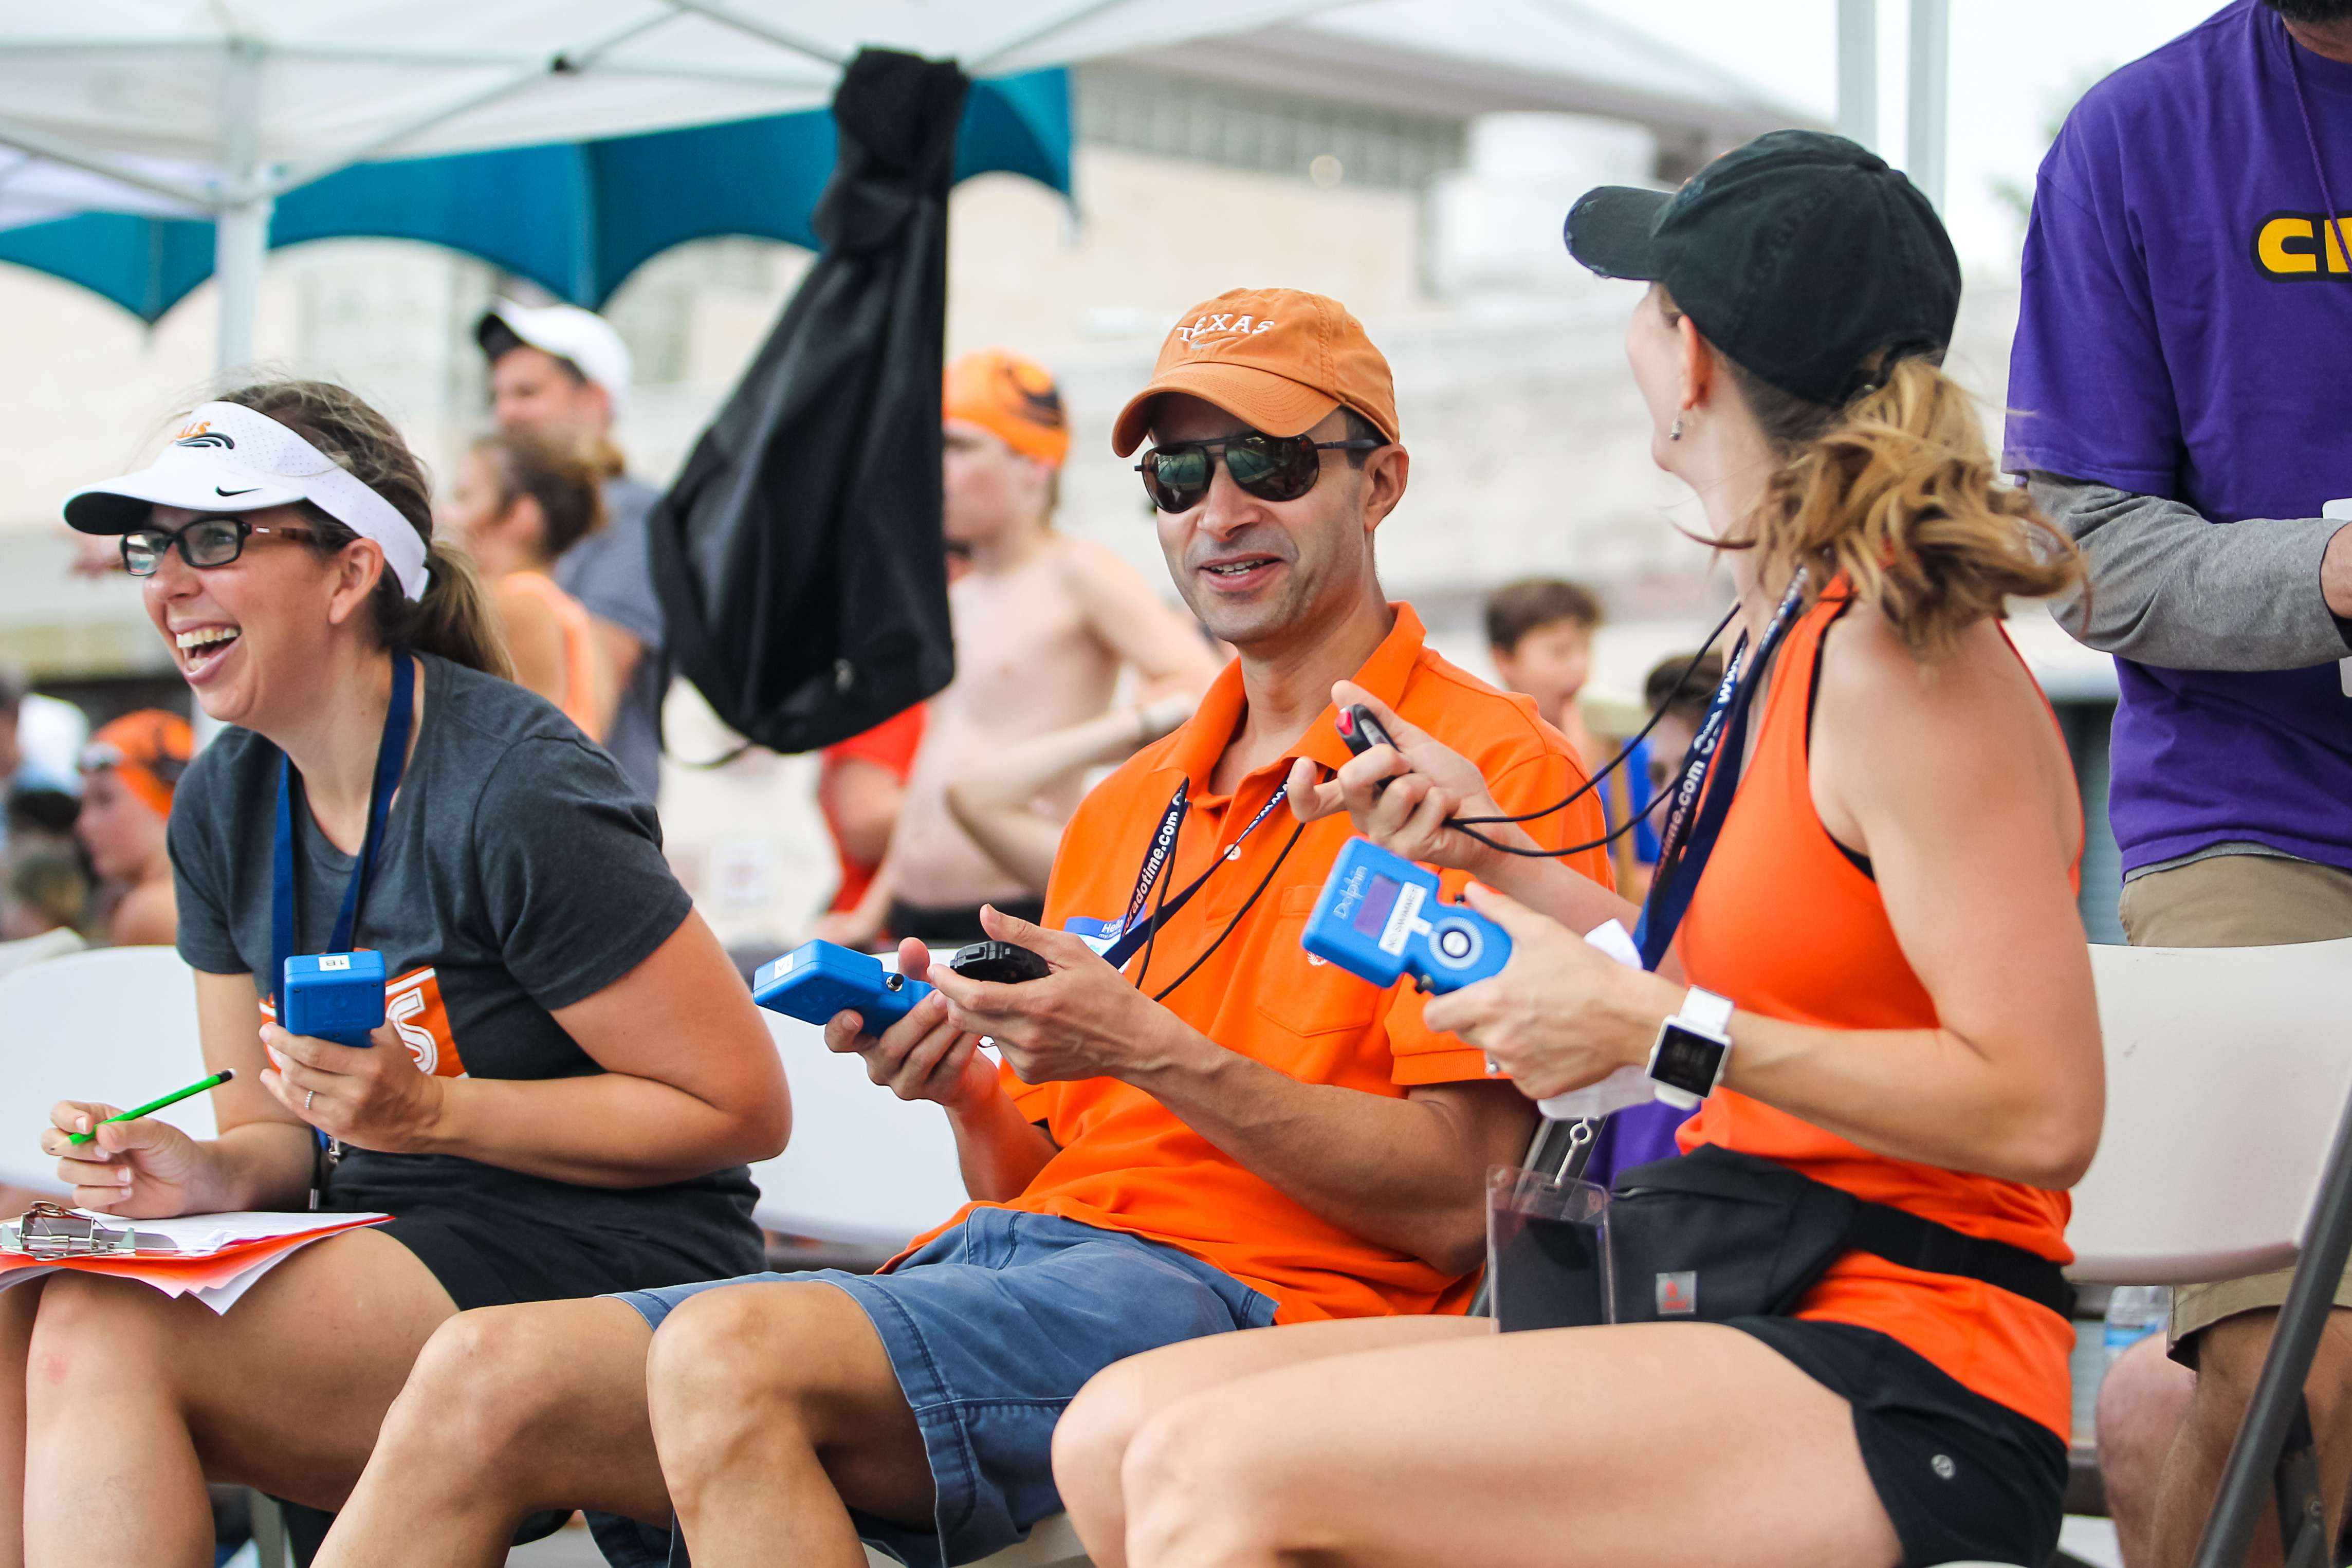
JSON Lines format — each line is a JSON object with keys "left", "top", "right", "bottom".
{"left": 314, "top": 290, "right": 1611, "bottom": 1568}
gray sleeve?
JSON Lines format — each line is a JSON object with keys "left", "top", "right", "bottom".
{"left": 553, "top": 478, "right": 665, "bottom": 651}
{"left": 2029, "top": 472, "right": 2352, "bottom": 671}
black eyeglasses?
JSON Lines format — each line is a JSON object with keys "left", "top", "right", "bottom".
{"left": 1134, "top": 434, "right": 1385, "bottom": 513}
{"left": 119, "top": 515, "right": 317, "bottom": 577}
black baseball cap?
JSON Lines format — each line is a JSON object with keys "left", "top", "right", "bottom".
{"left": 1564, "top": 130, "right": 1960, "bottom": 408}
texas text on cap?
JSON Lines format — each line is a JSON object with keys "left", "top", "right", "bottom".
{"left": 1564, "top": 129, "right": 1960, "bottom": 408}
{"left": 476, "top": 299, "right": 634, "bottom": 418}
{"left": 1111, "top": 287, "right": 1400, "bottom": 457}
{"left": 945, "top": 349, "right": 1070, "bottom": 468}
{"left": 61, "top": 401, "right": 432, "bottom": 601}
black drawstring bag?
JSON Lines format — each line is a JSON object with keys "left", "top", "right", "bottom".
{"left": 647, "top": 48, "right": 963, "bottom": 757}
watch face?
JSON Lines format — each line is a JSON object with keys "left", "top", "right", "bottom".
{"left": 1652, "top": 1023, "right": 1726, "bottom": 1096}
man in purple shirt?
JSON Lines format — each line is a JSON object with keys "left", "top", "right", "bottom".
{"left": 2006, "top": 1, "right": 2352, "bottom": 1559}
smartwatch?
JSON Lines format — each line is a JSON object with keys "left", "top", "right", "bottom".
{"left": 1647, "top": 986, "right": 1734, "bottom": 1109}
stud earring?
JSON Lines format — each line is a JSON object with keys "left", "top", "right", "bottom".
{"left": 1669, "top": 415, "right": 1684, "bottom": 441}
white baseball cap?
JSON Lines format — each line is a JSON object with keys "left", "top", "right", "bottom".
{"left": 62, "top": 401, "right": 432, "bottom": 601}
{"left": 476, "top": 298, "right": 632, "bottom": 419}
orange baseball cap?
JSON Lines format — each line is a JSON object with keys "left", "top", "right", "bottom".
{"left": 81, "top": 709, "right": 194, "bottom": 819}
{"left": 944, "top": 349, "right": 1070, "bottom": 468}
{"left": 1111, "top": 288, "right": 1399, "bottom": 457}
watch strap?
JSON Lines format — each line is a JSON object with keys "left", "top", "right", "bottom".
{"left": 1678, "top": 986, "right": 1733, "bottom": 1038}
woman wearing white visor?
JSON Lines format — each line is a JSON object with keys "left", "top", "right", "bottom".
{"left": 6, "top": 380, "right": 789, "bottom": 1564}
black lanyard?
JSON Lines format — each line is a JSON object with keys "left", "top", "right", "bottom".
{"left": 1632, "top": 570, "right": 1809, "bottom": 971}
{"left": 271, "top": 650, "right": 414, "bottom": 1032}
{"left": 1100, "top": 779, "right": 1290, "bottom": 972}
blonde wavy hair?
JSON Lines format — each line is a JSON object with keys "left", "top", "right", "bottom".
{"left": 1664, "top": 291, "right": 2083, "bottom": 654}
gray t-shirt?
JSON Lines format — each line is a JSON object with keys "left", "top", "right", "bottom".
{"left": 168, "top": 653, "right": 757, "bottom": 1290}
{"left": 555, "top": 474, "right": 666, "bottom": 801}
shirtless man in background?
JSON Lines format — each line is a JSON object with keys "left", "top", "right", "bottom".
{"left": 821, "top": 350, "right": 1218, "bottom": 949}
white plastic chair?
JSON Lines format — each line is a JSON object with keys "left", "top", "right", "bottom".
{"left": 2066, "top": 938, "right": 2352, "bottom": 1288}
{"left": 746, "top": 1009, "right": 970, "bottom": 1249}
{"left": 0, "top": 946, "right": 212, "bottom": 1190}
{"left": 1939, "top": 935, "right": 2352, "bottom": 1568}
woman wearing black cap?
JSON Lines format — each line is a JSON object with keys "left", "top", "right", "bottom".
{"left": 1051, "top": 132, "right": 2102, "bottom": 1568}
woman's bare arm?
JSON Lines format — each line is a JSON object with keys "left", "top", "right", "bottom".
{"left": 397, "top": 912, "right": 790, "bottom": 1185}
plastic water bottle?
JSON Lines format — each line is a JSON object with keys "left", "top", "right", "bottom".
{"left": 2104, "top": 1285, "right": 2169, "bottom": 1365}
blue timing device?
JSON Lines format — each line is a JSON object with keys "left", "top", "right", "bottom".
{"left": 1301, "top": 839, "right": 1511, "bottom": 993}
{"left": 281, "top": 950, "right": 387, "bottom": 1047}
{"left": 752, "top": 940, "right": 933, "bottom": 1030}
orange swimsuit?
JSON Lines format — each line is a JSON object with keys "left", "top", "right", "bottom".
{"left": 497, "top": 570, "right": 604, "bottom": 741}
{"left": 1675, "top": 588, "right": 2081, "bottom": 1441}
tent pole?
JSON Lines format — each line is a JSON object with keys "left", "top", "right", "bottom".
{"left": 1905, "top": 0, "right": 1949, "bottom": 211}
{"left": 1836, "top": 0, "right": 1878, "bottom": 152}
{"left": 213, "top": 196, "right": 271, "bottom": 375}
{"left": 214, "top": 39, "right": 270, "bottom": 374}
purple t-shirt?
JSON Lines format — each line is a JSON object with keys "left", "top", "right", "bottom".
{"left": 2005, "top": 0, "right": 2352, "bottom": 875}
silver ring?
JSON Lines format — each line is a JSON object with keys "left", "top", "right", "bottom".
{"left": 304, "top": 1089, "right": 316, "bottom": 1113}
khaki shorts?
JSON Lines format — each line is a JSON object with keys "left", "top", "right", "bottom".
{"left": 2118, "top": 853, "right": 2352, "bottom": 1351}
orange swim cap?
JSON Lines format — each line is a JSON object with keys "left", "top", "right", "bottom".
{"left": 81, "top": 709, "right": 194, "bottom": 819}
{"left": 944, "top": 350, "right": 1070, "bottom": 468}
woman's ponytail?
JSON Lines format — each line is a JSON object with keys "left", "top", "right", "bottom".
{"left": 396, "top": 538, "right": 514, "bottom": 678}
{"left": 216, "top": 380, "right": 513, "bottom": 679}
{"left": 1747, "top": 356, "right": 2083, "bottom": 654}
{"left": 1660, "top": 289, "right": 2083, "bottom": 654}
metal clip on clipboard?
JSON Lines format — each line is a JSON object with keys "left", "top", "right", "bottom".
{"left": 0, "top": 1202, "right": 148, "bottom": 1259}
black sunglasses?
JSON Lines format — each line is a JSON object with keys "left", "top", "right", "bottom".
{"left": 1134, "top": 433, "right": 1384, "bottom": 513}
{"left": 119, "top": 515, "right": 317, "bottom": 577}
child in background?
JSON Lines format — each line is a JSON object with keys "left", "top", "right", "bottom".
{"left": 0, "top": 852, "right": 90, "bottom": 968}
{"left": 1607, "top": 649, "right": 1728, "bottom": 901}
{"left": 1487, "top": 576, "right": 1637, "bottom": 878}
{"left": 1484, "top": 578, "right": 1603, "bottom": 763}
{"left": 445, "top": 430, "right": 612, "bottom": 742}
{"left": 75, "top": 709, "right": 191, "bottom": 947}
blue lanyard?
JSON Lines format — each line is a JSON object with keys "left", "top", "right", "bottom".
{"left": 1100, "top": 780, "right": 1290, "bottom": 972}
{"left": 1632, "top": 570, "right": 1809, "bottom": 971}
{"left": 271, "top": 649, "right": 415, "bottom": 1038}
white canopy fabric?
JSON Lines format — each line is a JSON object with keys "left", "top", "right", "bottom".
{"left": 0, "top": 1, "right": 1337, "bottom": 364}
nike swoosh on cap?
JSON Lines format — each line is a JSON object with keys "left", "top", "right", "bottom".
{"left": 214, "top": 486, "right": 260, "bottom": 496}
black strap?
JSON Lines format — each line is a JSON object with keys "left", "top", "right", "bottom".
{"left": 1100, "top": 782, "right": 1288, "bottom": 972}
{"left": 1631, "top": 569, "right": 1809, "bottom": 971}
{"left": 1842, "top": 1197, "right": 2076, "bottom": 1320}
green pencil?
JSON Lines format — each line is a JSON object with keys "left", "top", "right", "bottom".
{"left": 66, "top": 1069, "right": 235, "bottom": 1146}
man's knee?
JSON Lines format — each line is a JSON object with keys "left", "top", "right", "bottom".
{"left": 2098, "top": 1332, "right": 2196, "bottom": 1515}
{"left": 385, "top": 1306, "right": 587, "bottom": 1472}
{"left": 2181, "top": 1309, "right": 2352, "bottom": 1448}
{"left": 645, "top": 1285, "right": 828, "bottom": 1451}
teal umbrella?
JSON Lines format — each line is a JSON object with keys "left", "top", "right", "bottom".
{"left": 0, "top": 68, "right": 1067, "bottom": 324}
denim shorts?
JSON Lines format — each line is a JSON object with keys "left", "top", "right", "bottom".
{"left": 587, "top": 1208, "right": 1278, "bottom": 1568}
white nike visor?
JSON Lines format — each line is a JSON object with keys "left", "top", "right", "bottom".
{"left": 63, "top": 401, "right": 431, "bottom": 602}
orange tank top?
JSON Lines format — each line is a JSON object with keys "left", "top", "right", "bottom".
{"left": 1674, "top": 587, "right": 2080, "bottom": 1440}
{"left": 499, "top": 570, "right": 604, "bottom": 741}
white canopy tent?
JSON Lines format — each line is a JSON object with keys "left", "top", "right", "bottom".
{"left": 0, "top": 1, "right": 1339, "bottom": 368}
